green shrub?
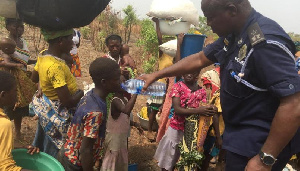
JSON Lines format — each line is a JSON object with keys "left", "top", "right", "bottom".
{"left": 95, "top": 31, "right": 107, "bottom": 52}
{"left": 0, "top": 17, "right": 5, "bottom": 29}
{"left": 80, "top": 26, "right": 91, "bottom": 39}
{"left": 136, "top": 19, "right": 159, "bottom": 55}
{"left": 142, "top": 55, "right": 157, "bottom": 74}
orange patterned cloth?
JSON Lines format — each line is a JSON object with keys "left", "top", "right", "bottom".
{"left": 0, "top": 66, "right": 36, "bottom": 108}
{"left": 156, "top": 77, "right": 175, "bottom": 143}
{"left": 196, "top": 116, "right": 212, "bottom": 152}
{"left": 70, "top": 53, "right": 81, "bottom": 77}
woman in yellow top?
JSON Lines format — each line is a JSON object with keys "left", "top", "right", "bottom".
{"left": 30, "top": 29, "right": 84, "bottom": 157}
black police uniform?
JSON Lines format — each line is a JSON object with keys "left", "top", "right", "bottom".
{"left": 203, "top": 9, "right": 300, "bottom": 170}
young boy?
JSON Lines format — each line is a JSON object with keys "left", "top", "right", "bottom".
{"left": 0, "top": 71, "right": 39, "bottom": 171}
{"left": 56, "top": 58, "right": 121, "bottom": 171}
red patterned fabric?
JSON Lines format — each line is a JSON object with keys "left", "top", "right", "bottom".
{"left": 64, "top": 111, "right": 104, "bottom": 166}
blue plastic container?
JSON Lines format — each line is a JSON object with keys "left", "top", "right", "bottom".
{"left": 180, "top": 34, "right": 206, "bottom": 59}
{"left": 128, "top": 163, "right": 138, "bottom": 171}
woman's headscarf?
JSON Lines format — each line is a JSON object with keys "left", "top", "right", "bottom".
{"left": 41, "top": 28, "right": 73, "bottom": 41}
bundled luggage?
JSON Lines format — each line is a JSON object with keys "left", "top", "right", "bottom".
{"left": 0, "top": 0, "right": 110, "bottom": 30}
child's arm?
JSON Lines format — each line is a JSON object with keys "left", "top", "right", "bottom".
{"left": 80, "top": 137, "right": 96, "bottom": 171}
{"left": 212, "top": 112, "right": 222, "bottom": 149}
{"left": 31, "top": 70, "right": 39, "bottom": 83}
{"left": 56, "top": 87, "right": 84, "bottom": 108}
{"left": 112, "top": 94, "right": 138, "bottom": 119}
{"left": 0, "top": 54, "right": 24, "bottom": 68}
{"left": 172, "top": 97, "right": 217, "bottom": 116}
{"left": 27, "top": 59, "right": 37, "bottom": 65}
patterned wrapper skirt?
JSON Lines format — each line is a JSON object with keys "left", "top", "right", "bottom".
{"left": 71, "top": 53, "right": 81, "bottom": 77}
{"left": 0, "top": 67, "right": 36, "bottom": 108}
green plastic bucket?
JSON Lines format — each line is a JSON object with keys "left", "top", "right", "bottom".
{"left": 12, "top": 149, "right": 64, "bottom": 171}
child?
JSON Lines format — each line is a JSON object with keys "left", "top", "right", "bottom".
{"left": 154, "top": 71, "right": 217, "bottom": 171}
{"left": 0, "top": 38, "right": 23, "bottom": 68}
{"left": 1, "top": 18, "right": 37, "bottom": 139}
{"left": 0, "top": 37, "right": 36, "bottom": 139}
{"left": 56, "top": 58, "right": 121, "bottom": 171}
{"left": 0, "top": 70, "right": 39, "bottom": 171}
{"left": 101, "top": 75, "right": 140, "bottom": 171}
{"left": 201, "top": 64, "right": 225, "bottom": 171}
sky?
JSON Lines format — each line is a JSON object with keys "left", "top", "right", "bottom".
{"left": 110, "top": 0, "right": 300, "bottom": 34}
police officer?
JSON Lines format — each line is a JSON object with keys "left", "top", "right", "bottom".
{"left": 139, "top": 0, "right": 300, "bottom": 170}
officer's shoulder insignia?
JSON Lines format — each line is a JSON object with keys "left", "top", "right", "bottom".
{"left": 247, "top": 22, "right": 265, "bottom": 47}
{"left": 238, "top": 44, "right": 247, "bottom": 62}
{"left": 224, "top": 38, "right": 229, "bottom": 46}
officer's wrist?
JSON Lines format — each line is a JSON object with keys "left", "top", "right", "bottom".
{"left": 259, "top": 150, "right": 277, "bottom": 166}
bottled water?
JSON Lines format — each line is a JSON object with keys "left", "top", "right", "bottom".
{"left": 121, "top": 79, "right": 166, "bottom": 96}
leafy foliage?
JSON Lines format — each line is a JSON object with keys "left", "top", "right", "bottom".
{"left": 80, "top": 26, "right": 91, "bottom": 39}
{"left": 176, "top": 143, "right": 205, "bottom": 170}
{"left": 136, "top": 19, "right": 160, "bottom": 74}
{"left": 289, "top": 32, "right": 300, "bottom": 42}
{"left": 137, "top": 19, "right": 159, "bottom": 55}
{"left": 0, "top": 17, "right": 4, "bottom": 29}
{"left": 142, "top": 55, "right": 157, "bottom": 74}
{"left": 123, "top": 5, "right": 137, "bottom": 44}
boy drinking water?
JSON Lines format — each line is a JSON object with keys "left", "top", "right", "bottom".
{"left": 57, "top": 58, "right": 121, "bottom": 171}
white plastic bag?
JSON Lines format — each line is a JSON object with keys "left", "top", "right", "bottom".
{"left": 148, "top": 0, "right": 199, "bottom": 25}
{"left": 159, "top": 39, "right": 177, "bottom": 57}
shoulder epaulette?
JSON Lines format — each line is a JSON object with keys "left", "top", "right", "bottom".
{"left": 247, "top": 22, "right": 266, "bottom": 47}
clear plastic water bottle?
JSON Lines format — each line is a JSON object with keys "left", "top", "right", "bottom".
{"left": 121, "top": 79, "right": 166, "bottom": 96}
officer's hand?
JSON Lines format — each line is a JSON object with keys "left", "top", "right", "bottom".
{"left": 245, "top": 155, "right": 271, "bottom": 171}
{"left": 137, "top": 73, "right": 158, "bottom": 92}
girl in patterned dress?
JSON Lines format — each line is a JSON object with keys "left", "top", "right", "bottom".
{"left": 154, "top": 71, "right": 217, "bottom": 171}
{"left": 0, "top": 18, "right": 37, "bottom": 139}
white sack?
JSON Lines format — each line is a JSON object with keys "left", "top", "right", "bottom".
{"left": 148, "top": 0, "right": 199, "bottom": 26}
{"left": 159, "top": 39, "right": 177, "bottom": 57}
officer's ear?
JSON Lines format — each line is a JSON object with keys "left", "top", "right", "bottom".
{"left": 225, "top": 3, "right": 238, "bottom": 17}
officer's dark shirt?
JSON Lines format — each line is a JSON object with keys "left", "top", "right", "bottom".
{"left": 203, "top": 9, "right": 300, "bottom": 157}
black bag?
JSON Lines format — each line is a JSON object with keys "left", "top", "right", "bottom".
{"left": 16, "top": 0, "right": 110, "bottom": 30}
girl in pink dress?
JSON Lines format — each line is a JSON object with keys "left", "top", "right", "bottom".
{"left": 101, "top": 85, "right": 140, "bottom": 171}
{"left": 154, "top": 71, "right": 217, "bottom": 171}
